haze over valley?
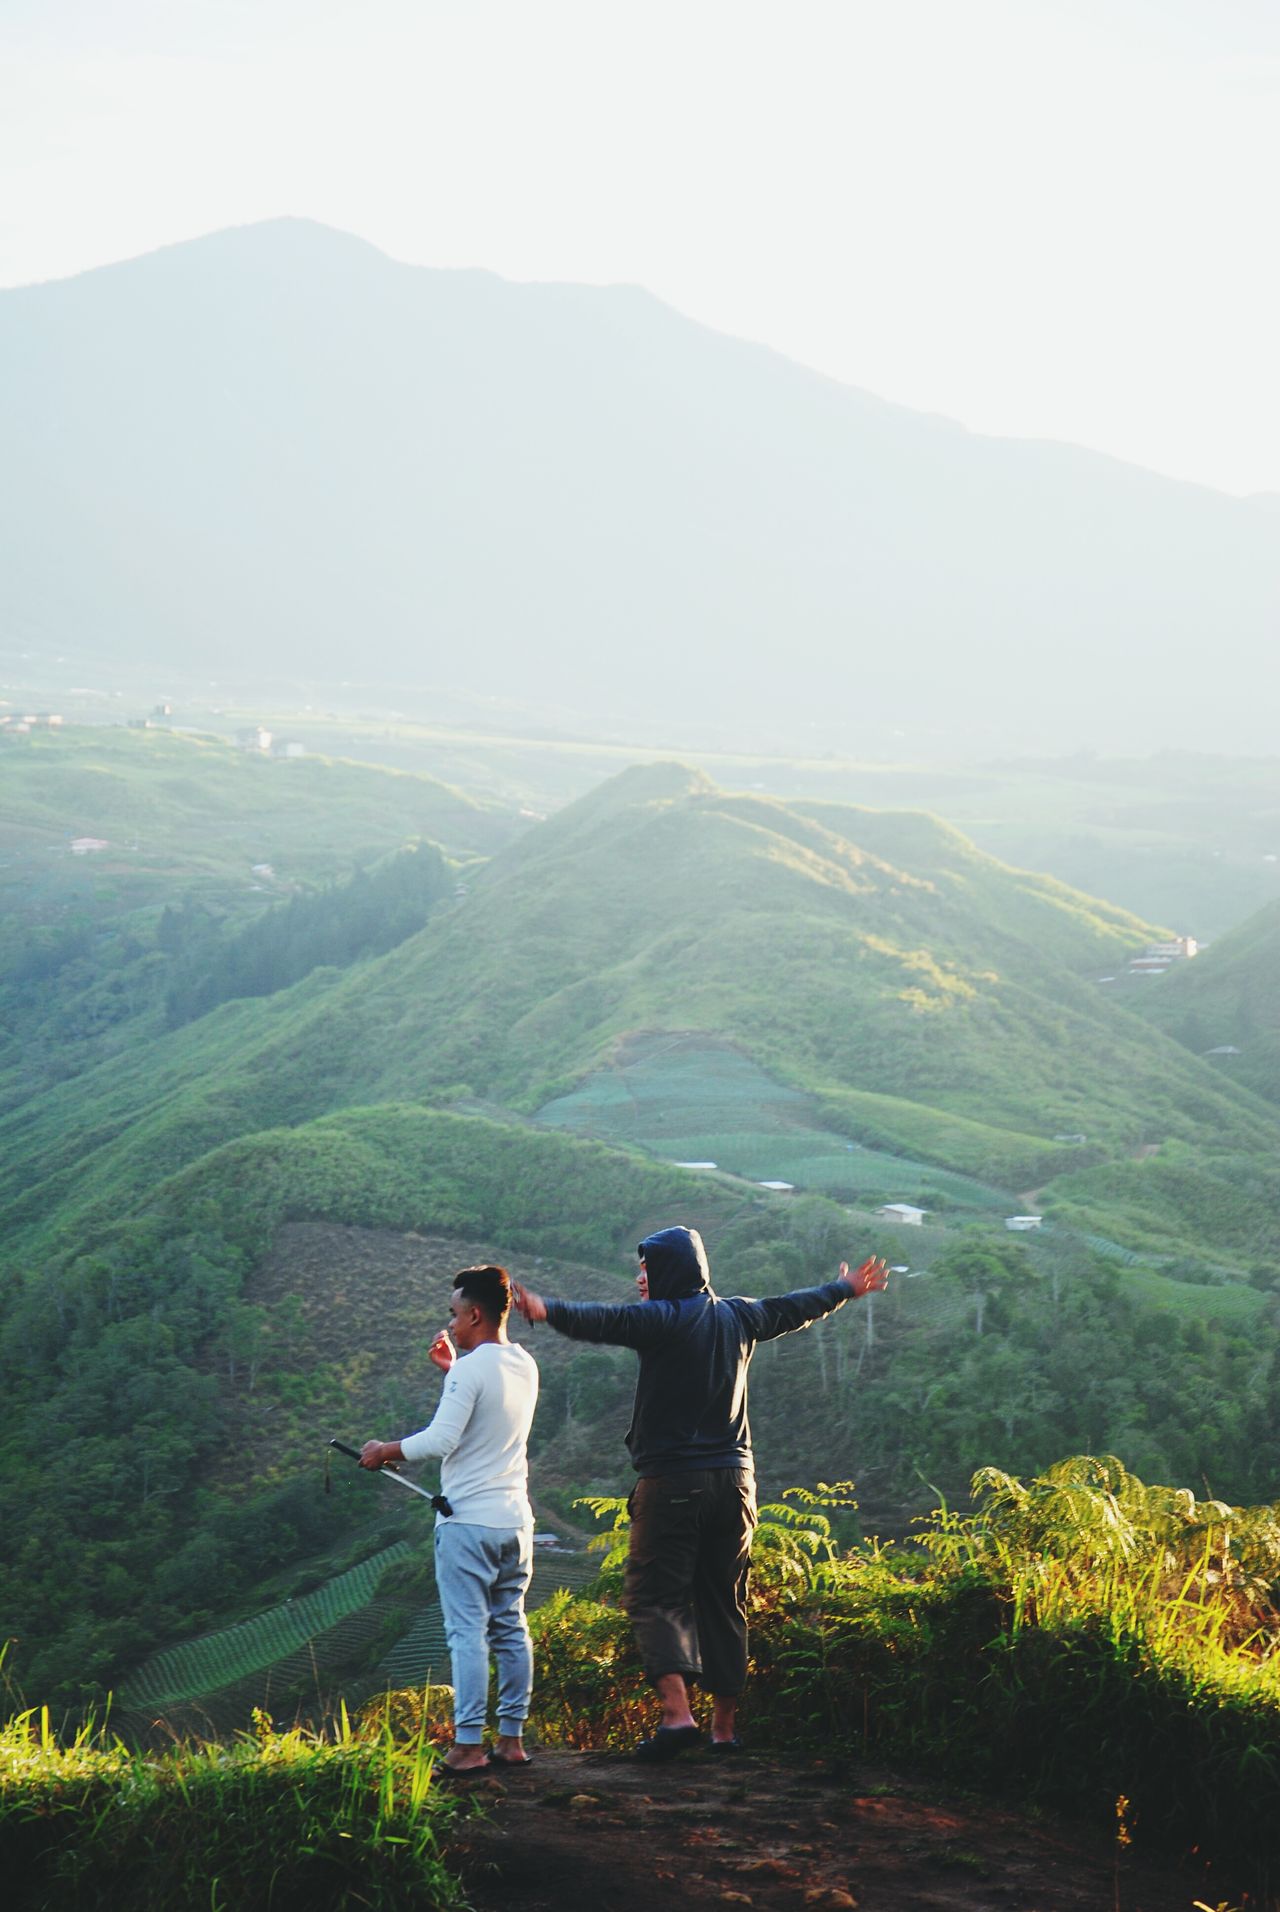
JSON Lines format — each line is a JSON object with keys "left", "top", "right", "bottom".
{"left": 4, "top": 11, "right": 1280, "bottom": 1893}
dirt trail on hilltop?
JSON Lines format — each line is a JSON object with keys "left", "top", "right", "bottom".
{"left": 448, "top": 1746, "right": 1238, "bottom": 1912}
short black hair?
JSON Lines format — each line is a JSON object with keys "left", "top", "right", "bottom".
{"left": 453, "top": 1264, "right": 511, "bottom": 1325}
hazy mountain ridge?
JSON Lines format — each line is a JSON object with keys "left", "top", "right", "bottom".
{"left": 3, "top": 219, "right": 1276, "bottom": 753}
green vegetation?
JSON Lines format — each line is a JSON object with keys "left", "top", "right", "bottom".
{"left": 1045, "top": 1139, "right": 1280, "bottom": 1265}
{"left": 1131, "top": 896, "right": 1280, "bottom": 1107}
{"left": 0, "top": 724, "right": 516, "bottom": 1111}
{"left": 0, "top": 723, "right": 512, "bottom": 880}
{"left": 4, "top": 747, "right": 1279, "bottom": 1725}
{"left": 117, "top": 1546, "right": 411, "bottom": 1712}
{"left": 528, "top": 1458, "right": 1280, "bottom": 1884}
{"left": 161, "top": 842, "right": 454, "bottom": 1026}
{"left": 10, "top": 1456, "right": 1280, "bottom": 1901}
{"left": 195, "top": 710, "right": 1280, "bottom": 939}
{"left": 0, "top": 1104, "right": 725, "bottom": 1703}
{"left": 3, "top": 763, "right": 1272, "bottom": 1268}
{"left": 537, "top": 1031, "right": 1017, "bottom": 1209}
{"left": 0, "top": 1702, "right": 460, "bottom": 1910}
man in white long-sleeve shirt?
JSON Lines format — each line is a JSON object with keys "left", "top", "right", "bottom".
{"left": 361, "top": 1264, "right": 539, "bottom": 1775}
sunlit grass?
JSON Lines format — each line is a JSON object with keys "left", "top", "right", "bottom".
{"left": 533, "top": 1462, "right": 1280, "bottom": 1884}
{"left": 0, "top": 1697, "right": 462, "bottom": 1910}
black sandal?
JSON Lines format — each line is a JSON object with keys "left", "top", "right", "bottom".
{"left": 633, "top": 1725, "right": 703, "bottom": 1763}
{"left": 434, "top": 1759, "right": 490, "bottom": 1782}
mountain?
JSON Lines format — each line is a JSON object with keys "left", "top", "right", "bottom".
{"left": 1, "top": 763, "right": 1273, "bottom": 1263}
{"left": 3, "top": 219, "right": 1276, "bottom": 754}
{"left": 1129, "top": 899, "right": 1280, "bottom": 1106}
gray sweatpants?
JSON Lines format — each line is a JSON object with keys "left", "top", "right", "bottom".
{"left": 623, "top": 1467, "right": 758, "bottom": 1695}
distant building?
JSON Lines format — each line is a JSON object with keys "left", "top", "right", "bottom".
{"left": 1128, "top": 936, "right": 1198, "bottom": 975}
{"left": 1053, "top": 1133, "right": 1087, "bottom": 1144}
{"left": 878, "top": 1203, "right": 927, "bottom": 1225}
{"left": 1005, "top": 1215, "right": 1043, "bottom": 1231}
{"left": 70, "top": 837, "right": 109, "bottom": 856}
{"left": 758, "top": 1180, "right": 795, "bottom": 1192}
{"left": 271, "top": 738, "right": 305, "bottom": 758}
{"left": 1205, "top": 1045, "right": 1242, "bottom": 1056}
{"left": 675, "top": 1161, "right": 718, "bottom": 1171}
{"left": 34, "top": 713, "right": 63, "bottom": 727}
{"left": 236, "top": 726, "right": 272, "bottom": 752}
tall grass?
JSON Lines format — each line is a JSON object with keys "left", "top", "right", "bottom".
{"left": 9, "top": 1455, "right": 1280, "bottom": 1899}
{"left": 0, "top": 1699, "right": 461, "bottom": 1911}
{"left": 530, "top": 1461, "right": 1280, "bottom": 1889}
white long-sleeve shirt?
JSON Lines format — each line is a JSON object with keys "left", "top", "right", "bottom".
{"left": 400, "top": 1341, "right": 539, "bottom": 1529}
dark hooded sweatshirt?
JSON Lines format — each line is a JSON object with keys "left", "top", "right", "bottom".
{"left": 542, "top": 1225, "right": 850, "bottom": 1477}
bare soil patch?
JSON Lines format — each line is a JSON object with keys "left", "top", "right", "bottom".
{"left": 449, "top": 1746, "right": 1235, "bottom": 1912}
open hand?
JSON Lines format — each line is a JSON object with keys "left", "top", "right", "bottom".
{"left": 428, "top": 1330, "right": 456, "bottom": 1373}
{"left": 512, "top": 1282, "right": 547, "bottom": 1323}
{"left": 839, "top": 1256, "right": 890, "bottom": 1298}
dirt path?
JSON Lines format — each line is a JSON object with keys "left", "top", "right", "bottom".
{"left": 448, "top": 1747, "right": 1237, "bottom": 1912}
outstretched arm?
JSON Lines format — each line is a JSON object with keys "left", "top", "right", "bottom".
{"left": 732, "top": 1256, "right": 890, "bottom": 1343}
{"left": 512, "top": 1282, "right": 674, "bottom": 1350}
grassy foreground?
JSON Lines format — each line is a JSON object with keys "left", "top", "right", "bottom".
{"left": 525, "top": 1457, "right": 1280, "bottom": 1888}
{"left": 6, "top": 1454, "right": 1280, "bottom": 1904}
{"left": 0, "top": 1701, "right": 460, "bottom": 1912}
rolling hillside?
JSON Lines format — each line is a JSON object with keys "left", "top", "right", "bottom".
{"left": 1, "top": 761, "right": 1273, "bottom": 1262}
{"left": 0, "top": 723, "right": 516, "bottom": 920}
{"left": 0, "top": 723, "right": 521, "bottom": 1108}
{"left": 5, "top": 752, "right": 1280, "bottom": 1706}
{"left": 1128, "top": 898, "right": 1280, "bottom": 1107}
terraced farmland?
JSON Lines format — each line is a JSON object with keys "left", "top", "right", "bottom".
{"left": 117, "top": 1544, "right": 411, "bottom": 1711}
{"left": 536, "top": 1032, "right": 1011, "bottom": 1211}
{"left": 116, "top": 1542, "right": 606, "bottom": 1739}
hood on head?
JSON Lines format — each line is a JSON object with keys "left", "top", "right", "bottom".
{"left": 638, "top": 1226, "right": 711, "bottom": 1300}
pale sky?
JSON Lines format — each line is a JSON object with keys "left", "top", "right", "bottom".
{"left": 3, "top": 0, "right": 1278, "bottom": 495}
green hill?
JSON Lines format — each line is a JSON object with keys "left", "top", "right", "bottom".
{"left": 0, "top": 1103, "right": 731, "bottom": 1701}
{"left": 5, "top": 758, "right": 1280, "bottom": 1707}
{"left": 0, "top": 724, "right": 522, "bottom": 1108}
{"left": 1127, "top": 899, "right": 1280, "bottom": 1107}
{"left": 1, "top": 762, "right": 1272, "bottom": 1260}
{"left": 0, "top": 722, "right": 515, "bottom": 880}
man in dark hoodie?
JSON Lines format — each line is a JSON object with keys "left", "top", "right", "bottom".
{"left": 512, "top": 1225, "right": 888, "bottom": 1761}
